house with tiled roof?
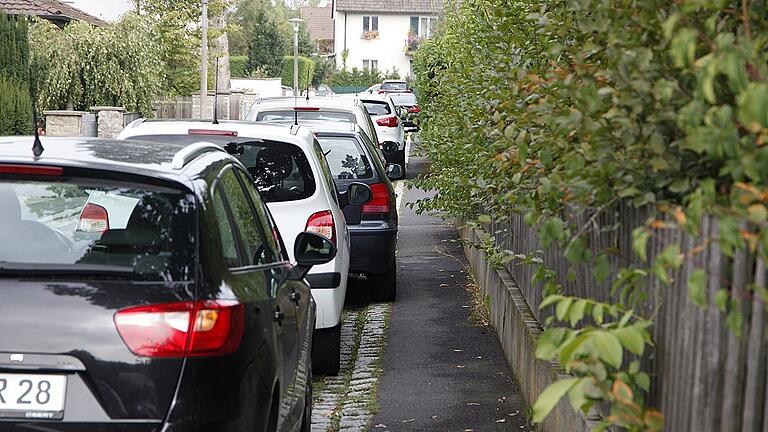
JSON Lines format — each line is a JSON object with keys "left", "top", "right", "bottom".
{"left": 300, "top": 5, "right": 334, "bottom": 55}
{"left": 332, "top": 0, "right": 442, "bottom": 77}
{"left": 0, "top": 0, "right": 106, "bottom": 27}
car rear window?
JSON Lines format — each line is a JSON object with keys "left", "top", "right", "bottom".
{"left": 0, "top": 179, "right": 195, "bottom": 281}
{"left": 316, "top": 136, "right": 374, "bottom": 180}
{"left": 130, "top": 135, "right": 317, "bottom": 203}
{"left": 362, "top": 101, "right": 392, "bottom": 116}
{"left": 381, "top": 82, "right": 407, "bottom": 91}
{"left": 255, "top": 110, "right": 357, "bottom": 123}
{"left": 390, "top": 93, "right": 417, "bottom": 105}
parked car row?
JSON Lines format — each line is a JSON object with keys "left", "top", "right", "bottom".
{"left": 0, "top": 93, "right": 407, "bottom": 430}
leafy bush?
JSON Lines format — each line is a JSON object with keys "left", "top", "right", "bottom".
{"left": 414, "top": 0, "right": 768, "bottom": 429}
{"left": 0, "top": 75, "right": 32, "bottom": 135}
{"left": 0, "top": 12, "right": 31, "bottom": 135}
{"left": 245, "top": 6, "right": 290, "bottom": 78}
{"left": 281, "top": 56, "right": 315, "bottom": 90}
{"left": 29, "top": 14, "right": 162, "bottom": 115}
{"left": 230, "top": 55, "right": 247, "bottom": 78}
{"left": 312, "top": 56, "right": 335, "bottom": 87}
{"left": 325, "top": 67, "right": 400, "bottom": 87}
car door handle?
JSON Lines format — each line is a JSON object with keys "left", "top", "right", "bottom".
{"left": 273, "top": 310, "right": 285, "bottom": 325}
{"left": 289, "top": 292, "right": 301, "bottom": 304}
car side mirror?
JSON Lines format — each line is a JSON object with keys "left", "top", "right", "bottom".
{"left": 288, "top": 232, "right": 337, "bottom": 280}
{"left": 386, "top": 163, "right": 403, "bottom": 180}
{"left": 338, "top": 181, "right": 372, "bottom": 208}
{"left": 381, "top": 141, "right": 398, "bottom": 154}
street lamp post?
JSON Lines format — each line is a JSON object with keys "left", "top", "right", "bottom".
{"left": 200, "top": 0, "right": 209, "bottom": 119}
{"left": 289, "top": 18, "right": 303, "bottom": 96}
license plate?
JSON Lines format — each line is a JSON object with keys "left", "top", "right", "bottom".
{"left": 0, "top": 373, "right": 66, "bottom": 420}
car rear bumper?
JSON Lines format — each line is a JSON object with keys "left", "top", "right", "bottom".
{"left": 307, "top": 272, "right": 346, "bottom": 329}
{"left": 349, "top": 227, "right": 397, "bottom": 275}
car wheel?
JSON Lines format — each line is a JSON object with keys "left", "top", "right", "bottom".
{"left": 396, "top": 149, "right": 407, "bottom": 179}
{"left": 300, "top": 353, "right": 313, "bottom": 432}
{"left": 312, "top": 323, "right": 341, "bottom": 376}
{"left": 373, "top": 261, "right": 397, "bottom": 302}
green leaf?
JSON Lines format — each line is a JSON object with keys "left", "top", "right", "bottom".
{"left": 477, "top": 214, "right": 492, "bottom": 224}
{"left": 591, "top": 331, "right": 623, "bottom": 368}
{"left": 535, "top": 328, "right": 567, "bottom": 360}
{"left": 593, "top": 304, "right": 605, "bottom": 325}
{"left": 737, "top": 83, "right": 768, "bottom": 131}
{"left": 714, "top": 289, "right": 729, "bottom": 312}
{"left": 539, "top": 294, "right": 564, "bottom": 309}
{"left": 570, "top": 299, "right": 587, "bottom": 327}
{"left": 539, "top": 217, "right": 565, "bottom": 249}
{"left": 613, "top": 326, "right": 645, "bottom": 355}
{"left": 567, "top": 378, "right": 588, "bottom": 412}
{"left": 565, "top": 236, "right": 592, "bottom": 263}
{"left": 556, "top": 297, "right": 573, "bottom": 321}
{"left": 632, "top": 227, "right": 651, "bottom": 261}
{"left": 532, "top": 378, "right": 580, "bottom": 423}
{"left": 688, "top": 269, "right": 708, "bottom": 308}
{"left": 593, "top": 253, "right": 610, "bottom": 283}
{"left": 635, "top": 372, "right": 650, "bottom": 392}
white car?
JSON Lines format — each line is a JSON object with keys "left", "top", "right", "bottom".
{"left": 118, "top": 119, "right": 366, "bottom": 375}
{"left": 244, "top": 96, "right": 390, "bottom": 161}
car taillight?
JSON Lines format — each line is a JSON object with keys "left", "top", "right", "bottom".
{"left": 306, "top": 210, "right": 336, "bottom": 245}
{"left": 376, "top": 116, "right": 399, "bottom": 127}
{"left": 362, "top": 183, "right": 391, "bottom": 214}
{"left": 114, "top": 300, "right": 244, "bottom": 358}
{"left": 77, "top": 203, "right": 109, "bottom": 233}
{"left": 0, "top": 165, "right": 63, "bottom": 176}
{"left": 378, "top": 90, "right": 386, "bottom": 94}
{"left": 408, "top": 106, "right": 421, "bottom": 113}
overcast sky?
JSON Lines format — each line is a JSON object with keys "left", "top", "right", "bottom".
{"left": 65, "top": 0, "right": 134, "bottom": 22}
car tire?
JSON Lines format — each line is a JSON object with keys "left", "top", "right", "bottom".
{"left": 373, "top": 261, "right": 397, "bottom": 302}
{"left": 312, "top": 323, "right": 341, "bottom": 376}
{"left": 394, "top": 149, "right": 407, "bottom": 179}
{"left": 299, "top": 353, "right": 313, "bottom": 432}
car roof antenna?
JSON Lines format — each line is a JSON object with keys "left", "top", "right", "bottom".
{"left": 28, "top": 65, "right": 43, "bottom": 158}
{"left": 305, "top": 69, "right": 311, "bottom": 102}
{"left": 212, "top": 56, "right": 220, "bottom": 125}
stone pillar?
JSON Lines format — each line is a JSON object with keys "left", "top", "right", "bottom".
{"left": 43, "top": 111, "right": 88, "bottom": 137}
{"left": 229, "top": 89, "right": 243, "bottom": 120}
{"left": 240, "top": 93, "right": 259, "bottom": 120}
{"left": 192, "top": 92, "right": 215, "bottom": 119}
{"left": 91, "top": 106, "right": 126, "bottom": 138}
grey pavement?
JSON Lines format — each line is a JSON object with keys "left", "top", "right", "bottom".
{"left": 371, "top": 154, "right": 530, "bottom": 431}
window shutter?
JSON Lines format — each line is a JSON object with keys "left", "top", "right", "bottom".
{"left": 410, "top": 16, "right": 419, "bottom": 33}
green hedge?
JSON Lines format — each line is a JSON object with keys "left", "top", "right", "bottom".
{"left": 325, "top": 67, "right": 399, "bottom": 87}
{"left": 281, "top": 56, "right": 315, "bottom": 90}
{"left": 0, "top": 76, "right": 32, "bottom": 135}
{"left": 230, "top": 55, "right": 247, "bottom": 78}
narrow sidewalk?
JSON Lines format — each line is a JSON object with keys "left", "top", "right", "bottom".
{"left": 372, "top": 156, "right": 530, "bottom": 431}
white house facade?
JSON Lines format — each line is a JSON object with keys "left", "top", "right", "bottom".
{"left": 332, "top": 0, "right": 442, "bottom": 78}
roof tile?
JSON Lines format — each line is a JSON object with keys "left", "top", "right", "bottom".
{"left": 335, "top": 0, "right": 442, "bottom": 14}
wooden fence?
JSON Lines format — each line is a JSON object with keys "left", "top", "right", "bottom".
{"left": 484, "top": 205, "right": 768, "bottom": 431}
{"left": 153, "top": 97, "right": 193, "bottom": 119}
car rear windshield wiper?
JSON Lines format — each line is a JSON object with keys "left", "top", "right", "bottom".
{"left": 0, "top": 262, "right": 136, "bottom": 276}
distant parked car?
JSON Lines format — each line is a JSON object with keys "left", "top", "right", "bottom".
{"left": 379, "top": 80, "right": 409, "bottom": 93}
{"left": 294, "top": 121, "right": 402, "bottom": 301}
{"left": 0, "top": 136, "right": 334, "bottom": 431}
{"left": 315, "top": 84, "right": 335, "bottom": 97}
{"left": 119, "top": 119, "right": 371, "bottom": 375}
{"left": 364, "top": 83, "right": 381, "bottom": 94}
{"left": 390, "top": 92, "right": 420, "bottom": 133}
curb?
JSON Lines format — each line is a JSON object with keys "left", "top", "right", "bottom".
{"left": 458, "top": 223, "right": 594, "bottom": 432}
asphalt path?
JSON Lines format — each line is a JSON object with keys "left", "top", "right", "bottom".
{"left": 368, "top": 153, "right": 530, "bottom": 431}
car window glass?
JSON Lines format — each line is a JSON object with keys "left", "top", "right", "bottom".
{"left": 362, "top": 101, "right": 391, "bottom": 116}
{"left": 0, "top": 180, "right": 195, "bottom": 281}
{"left": 361, "top": 108, "right": 381, "bottom": 143}
{"left": 233, "top": 168, "right": 281, "bottom": 263}
{"left": 211, "top": 184, "right": 241, "bottom": 268}
{"left": 129, "top": 135, "right": 317, "bottom": 204}
{"left": 255, "top": 110, "right": 356, "bottom": 123}
{"left": 391, "top": 93, "right": 417, "bottom": 105}
{"left": 316, "top": 136, "right": 374, "bottom": 180}
{"left": 381, "top": 82, "right": 407, "bottom": 91}
{"left": 218, "top": 167, "right": 269, "bottom": 266}
{"left": 312, "top": 138, "right": 341, "bottom": 198}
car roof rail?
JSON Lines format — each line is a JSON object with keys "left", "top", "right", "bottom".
{"left": 171, "top": 142, "right": 225, "bottom": 169}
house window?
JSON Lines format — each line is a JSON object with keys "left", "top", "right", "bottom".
{"left": 362, "top": 16, "right": 379, "bottom": 32}
{"left": 363, "top": 59, "right": 378, "bottom": 70}
{"left": 410, "top": 16, "right": 437, "bottom": 37}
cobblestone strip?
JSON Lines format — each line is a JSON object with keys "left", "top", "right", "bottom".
{"left": 311, "top": 310, "right": 360, "bottom": 432}
{"left": 338, "top": 303, "right": 391, "bottom": 431}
